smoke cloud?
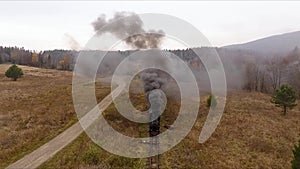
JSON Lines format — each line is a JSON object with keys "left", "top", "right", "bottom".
{"left": 92, "top": 12, "right": 173, "bottom": 119}
{"left": 141, "top": 70, "right": 166, "bottom": 93}
{"left": 64, "top": 33, "right": 82, "bottom": 51}
{"left": 92, "top": 11, "right": 165, "bottom": 49}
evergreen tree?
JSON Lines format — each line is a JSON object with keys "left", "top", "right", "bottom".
{"left": 271, "top": 85, "right": 297, "bottom": 115}
{"left": 5, "top": 64, "right": 24, "bottom": 81}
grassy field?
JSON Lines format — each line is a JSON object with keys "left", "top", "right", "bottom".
{"left": 40, "top": 92, "right": 300, "bottom": 169}
{"left": 38, "top": 90, "right": 179, "bottom": 169}
{"left": 0, "top": 64, "right": 111, "bottom": 168}
{"left": 1, "top": 64, "right": 300, "bottom": 169}
{"left": 40, "top": 91, "right": 300, "bottom": 169}
{"left": 160, "top": 92, "right": 300, "bottom": 169}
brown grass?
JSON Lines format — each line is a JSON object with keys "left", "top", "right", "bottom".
{"left": 161, "top": 91, "right": 300, "bottom": 169}
{"left": 40, "top": 91, "right": 300, "bottom": 169}
{"left": 1, "top": 64, "right": 300, "bottom": 169}
{"left": 0, "top": 64, "right": 111, "bottom": 168}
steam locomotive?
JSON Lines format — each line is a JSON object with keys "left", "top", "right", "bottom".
{"left": 146, "top": 89, "right": 162, "bottom": 137}
{"left": 149, "top": 116, "right": 160, "bottom": 137}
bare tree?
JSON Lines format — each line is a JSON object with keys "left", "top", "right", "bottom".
{"left": 288, "top": 62, "right": 300, "bottom": 97}
{"left": 244, "top": 62, "right": 267, "bottom": 92}
{"left": 266, "top": 57, "right": 285, "bottom": 93}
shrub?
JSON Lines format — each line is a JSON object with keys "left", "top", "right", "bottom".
{"left": 292, "top": 140, "right": 300, "bottom": 169}
{"left": 271, "top": 85, "right": 297, "bottom": 115}
{"left": 5, "top": 64, "right": 24, "bottom": 81}
{"left": 82, "top": 144, "right": 101, "bottom": 165}
{"left": 207, "top": 94, "right": 217, "bottom": 108}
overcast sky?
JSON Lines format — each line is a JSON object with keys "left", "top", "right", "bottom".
{"left": 1, "top": 1, "right": 300, "bottom": 51}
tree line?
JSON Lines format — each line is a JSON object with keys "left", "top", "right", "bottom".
{"left": 243, "top": 47, "right": 300, "bottom": 95}
{"left": 0, "top": 46, "right": 77, "bottom": 70}
{"left": 1, "top": 46, "right": 300, "bottom": 96}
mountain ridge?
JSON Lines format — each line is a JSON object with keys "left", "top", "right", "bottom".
{"left": 223, "top": 31, "right": 300, "bottom": 56}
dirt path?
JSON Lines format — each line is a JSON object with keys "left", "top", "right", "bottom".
{"left": 5, "top": 83, "right": 125, "bottom": 169}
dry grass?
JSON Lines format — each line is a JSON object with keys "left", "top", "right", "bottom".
{"left": 161, "top": 91, "right": 300, "bottom": 169}
{"left": 38, "top": 88, "right": 180, "bottom": 169}
{"left": 1, "top": 64, "right": 300, "bottom": 168}
{"left": 0, "top": 64, "right": 111, "bottom": 168}
{"left": 40, "top": 91, "right": 300, "bottom": 169}
{"left": 38, "top": 132, "right": 144, "bottom": 169}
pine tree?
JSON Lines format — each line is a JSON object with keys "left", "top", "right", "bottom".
{"left": 271, "top": 85, "right": 297, "bottom": 115}
{"left": 5, "top": 64, "right": 24, "bottom": 81}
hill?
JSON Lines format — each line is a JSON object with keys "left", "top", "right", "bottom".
{"left": 223, "top": 31, "right": 300, "bottom": 56}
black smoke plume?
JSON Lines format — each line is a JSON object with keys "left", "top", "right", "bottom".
{"left": 92, "top": 12, "right": 167, "bottom": 128}
{"left": 92, "top": 11, "right": 165, "bottom": 49}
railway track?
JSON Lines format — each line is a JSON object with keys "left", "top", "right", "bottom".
{"left": 147, "top": 136, "right": 160, "bottom": 169}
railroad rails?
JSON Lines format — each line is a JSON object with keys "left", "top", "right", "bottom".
{"left": 147, "top": 136, "right": 160, "bottom": 169}
{"left": 147, "top": 106, "right": 161, "bottom": 169}
{"left": 142, "top": 70, "right": 165, "bottom": 169}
